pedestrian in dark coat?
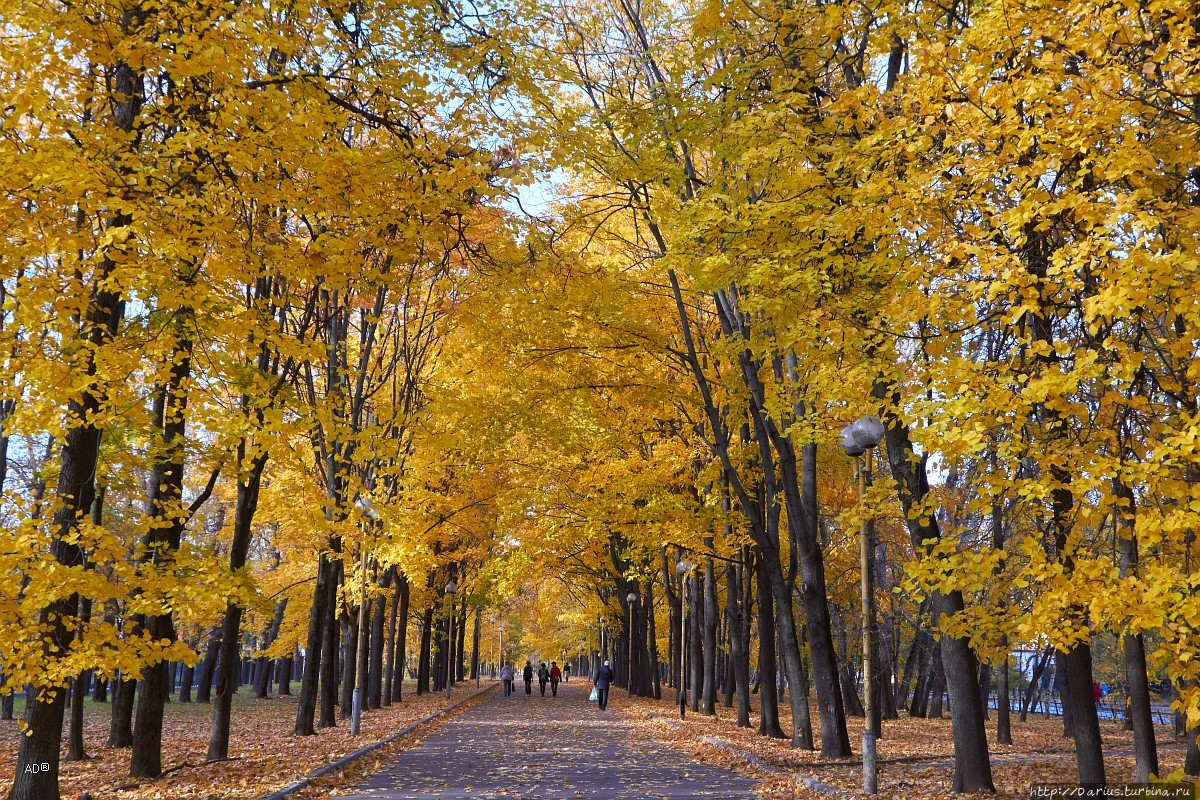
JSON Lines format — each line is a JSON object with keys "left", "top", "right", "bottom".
{"left": 523, "top": 661, "right": 534, "bottom": 695}
{"left": 538, "top": 662, "right": 549, "bottom": 696}
{"left": 594, "top": 660, "right": 616, "bottom": 711}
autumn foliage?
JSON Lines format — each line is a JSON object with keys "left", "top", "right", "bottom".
{"left": 1, "top": 0, "right": 1199, "bottom": 797}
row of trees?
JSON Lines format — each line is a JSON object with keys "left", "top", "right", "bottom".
{"left": 0, "top": 2, "right": 536, "bottom": 799}
{"left": 485, "top": 0, "right": 1200, "bottom": 792}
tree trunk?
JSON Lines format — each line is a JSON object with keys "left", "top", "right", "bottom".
{"left": 996, "top": 649, "right": 1013, "bottom": 745}
{"left": 832, "top": 603, "right": 865, "bottom": 717}
{"left": 1114, "top": 476, "right": 1159, "bottom": 782}
{"left": 897, "top": 598, "right": 931, "bottom": 709}
{"left": 278, "top": 651, "right": 293, "bottom": 696}
{"left": 701, "top": 549, "right": 718, "bottom": 714}
{"left": 67, "top": 593, "right": 93, "bottom": 763}
{"left": 755, "top": 557, "right": 787, "bottom": 739}
{"left": 340, "top": 613, "right": 358, "bottom": 719}
{"left": 978, "top": 664, "right": 991, "bottom": 721}
{"left": 689, "top": 572, "right": 702, "bottom": 713}
{"left": 928, "top": 652, "right": 945, "bottom": 719}
{"left": 470, "top": 603, "right": 481, "bottom": 682}
{"left": 725, "top": 560, "right": 751, "bottom": 727}
{"left": 647, "top": 584, "right": 662, "bottom": 699}
{"left": 1186, "top": 726, "right": 1200, "bottom": 777}
{"left": 195, "top": 627, "right": 221, "bottom": 704}
{"left": 392, "top": 576, "right": 409, "bottom": 701}
{"left": 384, "top": 569, "right": 400, "bottom": 705}
{"left": 92, "top": 676, "right": 108, "bottom": 704}
{"left": 206, "top": 450, "right": 267, "bottom": 762}
{"left": 253, "top": 600, "right": 287, "bottom": 699}
{"left": 108, "top": 677, "right": 135, "bottom": 748}
{"left": 131, "top": 335, "right": 194, "bottom": 778}
{"left": 1021, "top": 646, "right": 1053, "bottom": 720}
{"left": 318, "top": 559, "right": 342, "bottom": 728}
{"left": 456, "top": 597, "right": 468, "bottom": 683}
{"left": 67, "top": 677, "right": 87, "bottom": 763}
{"left": 296, "top": 554, "right": 331, "bottom": 734}
{"left": 661, "top": 548, "right": 681, "bottom": 690}
{"left": 1063, "top": 643, "right": 1105, "bottom": 784}
{"left": 417, "top": 606, "right": 433, "bottom": 694}
{"left": 368, "top": 571, "right": 389, "bottom": 710}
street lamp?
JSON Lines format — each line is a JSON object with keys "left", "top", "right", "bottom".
{"left": 839, "top": 414, "right": 886, "bottom": 795}
{"left": 626, "top": 590, "right": 637, "bottom": 696}
{"left": 445, "top": 579, "right": 457, "bottom": 700}
{"left": 676, "top": 560, "right": 692, "bottom": 719}
{"left": 352, "top": 496, "right": 381, "bottom": 736}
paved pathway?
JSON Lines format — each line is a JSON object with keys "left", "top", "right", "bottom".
{"left": 334, "top": 680, "right": 759, "bottom": 799}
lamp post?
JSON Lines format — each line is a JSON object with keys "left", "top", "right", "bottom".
{"left": 445, "top": 578, "right": 457, "bottom": 700}
{"left": 626, "top": 591, "right": 637, "bottom": 696}
{"left": 352, "top": 497, "right": 381, "bottom": 736}
{"left": 498, "top": 621, "right": 504, "bottom": 677}
{"left": 839, "top": 415, "right": 886, "bottom": 795}
{"left": 676, "top": 560, "right": 692, "bottom": 719}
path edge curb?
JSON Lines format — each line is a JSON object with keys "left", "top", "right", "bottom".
{"left": 256, "top": 683, "right": 499, "bottom": 800}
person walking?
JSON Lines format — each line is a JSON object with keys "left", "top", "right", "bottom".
{"left": 594, "top": 659, "right": 616, "bottom": 711}
{"left": 563, "top": 662, "right": 571, "bottom": 683}
{"left": 523, "top": 661, "right": 534, "bottom": 695}
{"left": 549, "top": 662, "right": 562, "bottom": 697}
{"left": 538, "top": 662, "right": 549, "bottom": 696}
{"left": 500, "top": 663, "right": 514, "bottom": 697}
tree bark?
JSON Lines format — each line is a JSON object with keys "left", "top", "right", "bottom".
{"left": 417, "top": 606, "right": 433, "bottom": 694}
{"left": 206, "top": 449, "right": 267, "bottom": 761}
{"left": 726, "top": 559, "right": 751, "bottom": 727}
{"left": 1114, "top": 477, "right": 1159, "bottom": 781}
{"left": 701, "top": 548, "right": 718, "bottom": 714}
{"left": 108, "top": 677, "right": 135, "bottom": 748}
{"left": 755, "top": 556, "right": 787, "bottom": 739}
{"left": 278, "top": 650, "right": 293, "bottom": 696}
{"left": 996, "top": 648, "right": 1012, "bottom": 745}
{"left": 368, "top": 570, "right": 389, "bottom": 710}
{"left": 392, "top": 576, "right": 410, "bottom": 701}
{"left": 318, "top": 559, "right": 342, "bottom": 728}
{"left": 131, "top": 333, "right": 194, "bottom": 778}
{"left": 340, "top": 612, "right": 358, "bottom": 719}
{"left": 832, "top": 603, "right": 865, "bottom": 717}
{"left": 384, "top": 569, "right": 400, "bottom": 706}
{"left": 195, "top": 627, "right": 221, "bottom": 704}
{"left": 253, "top": 600, "right": 287, "bottom": 699}
{"left": 296, "top": 554, "right": 331, "bottom": 734}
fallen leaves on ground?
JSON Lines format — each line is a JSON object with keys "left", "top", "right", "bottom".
{"left": 0, "top": 683, "right": 493, "bottom": 800}
{"left": 613, "top": 692, "right": 1192, "bottom": 800}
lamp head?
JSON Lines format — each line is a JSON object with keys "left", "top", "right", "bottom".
{"left": 838, "top": 424, "right": 866, "bottom": 457}
{"left": 445, "top": 581, "right": 457, "bottom": 595}
{"left": 676, "top": 560, "right": 692, "bottom": 575}
{"left": 355, "top": 496, "right": 381, "bottom": 521}
{"left": 626, "top": 591, "right": 637, "bottom": 604}
{"left": 850, "top": 415, "right": 886, "bottom": 448}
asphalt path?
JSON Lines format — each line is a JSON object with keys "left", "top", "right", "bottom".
{"left": 333, "top": 679, "right": 758, "bottom": 800}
